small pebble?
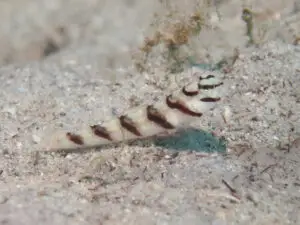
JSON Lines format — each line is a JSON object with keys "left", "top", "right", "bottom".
{"left": 0, "top": 195, "right": 8, "bottom": 204}
{"left": 32, "top": 134, "right": 41, "bottom": 144}
{"left": 222, "top": 106, "right": 232, "bottom": 124}
{"left": 2, "top": 106, "right": 16, "bottom": 117}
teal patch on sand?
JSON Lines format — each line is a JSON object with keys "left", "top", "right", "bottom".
{"left": 153, "top": 129, "right": 227, "bottom": 153}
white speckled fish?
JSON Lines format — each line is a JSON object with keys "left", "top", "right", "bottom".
{"left": 44, "top": 72, "right": 224, "bottom": 151}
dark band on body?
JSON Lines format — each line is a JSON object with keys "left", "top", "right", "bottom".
{"left": 199, "top": 75, "right": 215, "bottom": 80}
{"left": 200, "top": 97, "right": 221, "bottom": 102}
{"left": 181, "top": 86, "right": 199, "bottom": 96}
{"left": 166, "top": 95, "right": 203, "bottom": 117}
{"left": 90, "top": 125, "right": 113, "bottom": 141}
{"left": 198, "top": 82, "right": 223, "bottom": 90}
{"left": 146, "top": 105, "right": 175, "bottom": 129}
{"left": 119, "top": 115, "right": 142, "bottom": 136}
{"left": 66, "top": 132, "right": 84, "bottom": 145}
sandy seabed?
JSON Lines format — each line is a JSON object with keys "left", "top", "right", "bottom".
{"left": 0, "top": 0, "right": 300, "bottom": 224}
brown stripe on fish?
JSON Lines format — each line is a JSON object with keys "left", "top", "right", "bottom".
{"left": 166, "top": 95, "right": 203, "bottom": 117}
{"left": 198, "top": 82, "right": 223, "bottom": 90}
{"left": 66, "top": 132, "right": 84, "bottom": 145}
{"left": 90, "top": 125, "right": 113, "bottom": 141}
{"left": 146, "top": 105, "right": 175, "bottom": 129}
{"left": 199, "top": 74, "right": 215, "bottom": 80}
{"left": 119, "top": 115, "right": 142, "bottom": 136}
{"left": 182, "top": 86, "right": 199, "bottom": 96}
{"left": 200, "top": 97, "right": 221, "bottom": 102}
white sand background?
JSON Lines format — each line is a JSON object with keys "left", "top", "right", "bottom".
{"left": 0, "top": 0, "right": 300, "bottom": 224}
